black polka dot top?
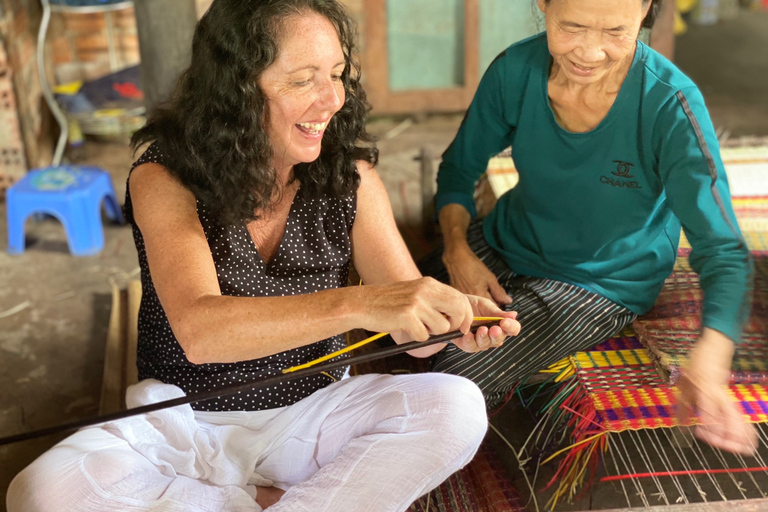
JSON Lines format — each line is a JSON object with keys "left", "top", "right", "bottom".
{"left": 124, "top": 144, "right": 355, "bottom": 411}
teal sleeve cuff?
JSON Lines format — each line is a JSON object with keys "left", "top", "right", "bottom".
{"left": 435, "top": 192, "right": 477, "bottom": 219}
{"left": 702, "top": 317, "right": 742, "bottom": 345}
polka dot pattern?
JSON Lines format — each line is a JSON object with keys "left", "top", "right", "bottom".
{"left": 124, "top": 144, "right": 356, "bottom": 411}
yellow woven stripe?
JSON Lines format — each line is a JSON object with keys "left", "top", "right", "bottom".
{"left": 574, "top": 349, "right": 650, "bottom": 369}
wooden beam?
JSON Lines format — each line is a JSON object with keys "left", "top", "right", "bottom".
{"left": 100, "top": 280, "right": 142, "bottom": 415}
{"left": 126, "top": 280, "right": 142, "bottom": 389}
{"left": 462, "top": 0, "right": 479, "bottom": 97}
{"left": 650, "top": 0, "right": 676, "bottom": 61}
{"left": 362, "top": 0, "right": 389, "bottom": 113}
{"left": 100, "top": 284, "right": 127, "bottom": 415}
{"left": 134, "top": 0, "right": 197, "bottom": 111}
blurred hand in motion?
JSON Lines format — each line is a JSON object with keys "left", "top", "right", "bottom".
{"left": 677, "top": 328, "right": 757, "bottom": 456}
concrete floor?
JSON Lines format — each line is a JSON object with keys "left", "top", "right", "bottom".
{"left": 1, "top": 9, "right": 767, "bottom": 511}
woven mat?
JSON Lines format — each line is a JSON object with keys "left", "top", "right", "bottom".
{"left": 533, "top": 140, "right": 768, "bottom": 506}
{"left": 678, "top": 197, "right": 768, "bottom": 258}
{"left": 409, "top": 444, "right": 528, "bottom": 512}
{"left": 569, "top": 333, "right": 768, "bottom": 432}
{"left": 541, "top": 326, "right": 768, "bottom": 507}
{"left": 635, "top": 189, "right": 768, "bottom": 384}
{"left": 635, "top": 255, "right": 768, "bottom": 384}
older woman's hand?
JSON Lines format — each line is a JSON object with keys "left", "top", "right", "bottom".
{"left": 443, "top": 242, "right": 512, "bottom": 306}
{"left": 677, "top": 328, "right": 757, "bottom": 456}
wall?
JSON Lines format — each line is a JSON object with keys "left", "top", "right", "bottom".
{"left": 479, "top": 0, "right": 539, "bottom": 76}
{"left": 0, "top": 0, "right": 53, "bottom": 186}
{"left": 48, "top": 7, "right": 139, "bottom": 83}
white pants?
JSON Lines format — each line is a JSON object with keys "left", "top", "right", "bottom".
{"left": 7, "top": 373, "right": 487, "bottom": 512}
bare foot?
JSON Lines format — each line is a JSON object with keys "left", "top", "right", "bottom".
{"left": 255, "top": 486, "right": 286, "bottom": 510}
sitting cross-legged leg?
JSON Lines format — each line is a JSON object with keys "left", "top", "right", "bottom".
{"left": 7, "top": 373, "right": 487, "bottom": 512}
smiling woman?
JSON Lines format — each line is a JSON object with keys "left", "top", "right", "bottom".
{"left": 5, "top": 1, "right": 524, "bottom": 511}
{"left": 130, "top": 0, "right": 374, "bottom": 226}
{"left": 541, "top": 0, "right": 659, "bottom": 132}
{"left": 258, "top": 14, "right": 347, "bottom": 174}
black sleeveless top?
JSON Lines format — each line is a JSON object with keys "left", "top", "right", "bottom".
{"left": 124, "top": 144, "right": 356, "bottom": 411}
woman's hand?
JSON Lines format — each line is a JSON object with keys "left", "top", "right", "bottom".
{"left": 677, "top": 328, "right": 757, "bottom": 456}
{"left": 451, "top": 295, "right": 521, "bottom": 353}
{"left": 361, "top": 277, "right": 476, "bottom": 342}
{"left": 443, "top": 241, "right": 512, "bottom": 306}
{"left": 364, "top": 278, "right": 520, "bottom": 358}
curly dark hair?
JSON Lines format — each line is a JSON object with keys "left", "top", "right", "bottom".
{"left": 131, "top": 0, "right": 377, "bottom": 224}
{"left": 541, "top": 0, "right": 662, "bottom": 28}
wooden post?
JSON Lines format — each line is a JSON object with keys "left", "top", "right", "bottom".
{"left": 416, "top": 147, "right": 435, "bottom": 238}
{"left": 133, "top": 0, "right": 198, "bottom": 112}
{"left": 650, "top": 0, "right": 676, "bottom": 61}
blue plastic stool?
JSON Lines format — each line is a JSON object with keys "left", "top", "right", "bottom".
{"left": 6, "top": 166, "right": 124, "bottom": 256}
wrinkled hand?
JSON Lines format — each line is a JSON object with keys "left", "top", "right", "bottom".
{"left": 451, "top": 295, "right": 520, "bottom": 353}
{"left": 443, "top": 242, "right": 512, "bottom": 306}
{"left": 677, "top": 328, "right": 757, "bottom": 456}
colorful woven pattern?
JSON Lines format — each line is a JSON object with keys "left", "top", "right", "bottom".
{"left": 678, "top": 197, "right": 768, "bottom": 257}
{"left": 717, "top": 144, "right": 768, "bottom": 198}
{"left": 543, "top": 329, "right": 768, "bottom": 508}
{"left": 586, "top": 379, "right": 768, "bottom": 431}
{"left": 584, "top": 377, "right": 768, "bottom": 431}
{"left": 636, "top": 197, "right": 768, "bottom": 385}
{"left": 591, "top": 333, "right": 644, "bottom": 351}
{"left": 634, "top": 269, "right": 768, "bottom": 384}
{"left": 409, "top": 444, "right": 528, "bottom": 512}
{"left": 572, "top": 348, "right": 664, "bottom": 395}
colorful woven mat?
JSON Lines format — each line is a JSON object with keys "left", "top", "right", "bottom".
{"left": 409, "top": 444, "right": 528, "bottom": 512}
{"left": 570, "top": 341, "right": 768, "bottom": 432}
{"left": 543, "top": 330, "right": 768, "bottom": 508}
{"left": 634, "top": 255, "right": 768, "bottom": 384}
{"left": 678, "top": 197, "right": 768, "bottom": 257}
{"left": 636, "top": 193, "right": 768, "bottom": 384}
{"left": 572, "top": 347, "right": 664, "bottom": 395}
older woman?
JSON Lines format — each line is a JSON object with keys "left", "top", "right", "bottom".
{"left": 7, "top": 0, "right": 520, "bottom": 510}
{"left": 427, "top": 0, "right": 756, "bottom": 455}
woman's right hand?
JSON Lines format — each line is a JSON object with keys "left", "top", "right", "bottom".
{"left": 443, "top": 242, "right": 512, "bottom": 306}
{"left": 361, "top": 277, "right": 476, "bottom": 342}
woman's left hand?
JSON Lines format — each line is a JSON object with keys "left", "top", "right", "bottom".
{"left": 677, "top": 328, "right": 757, "bottom": 456}
{"left": 451, "top": 295, "right": 521, "bottom": 354}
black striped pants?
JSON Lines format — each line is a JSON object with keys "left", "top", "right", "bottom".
{"left": 420, "top": 220, "right": 636, "bottom": 408}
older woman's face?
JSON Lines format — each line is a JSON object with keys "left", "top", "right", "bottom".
{"left": 538, "top": 0, "right": 650, "bottom": 84}
{"left": 259, "top": 12, "right": 346, "bottom": 172}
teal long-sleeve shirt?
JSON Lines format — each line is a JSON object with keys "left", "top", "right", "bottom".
{"left": 436, "top": 33, "right": 752, "bottom": 342}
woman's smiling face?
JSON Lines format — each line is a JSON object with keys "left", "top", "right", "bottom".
{"left": 538, "top": 0, "right": 650, "bottom": 84}
{"left": 258, "top": 12, "right": 346, "bottom": 173}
